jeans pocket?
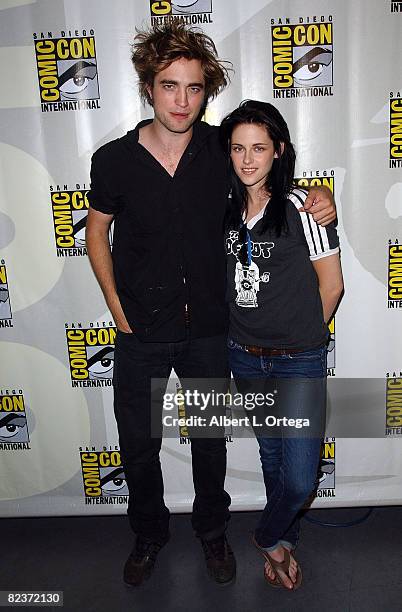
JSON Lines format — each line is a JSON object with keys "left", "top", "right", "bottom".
{"left": 275, "top": 347, "right": 327, "bottom": 378}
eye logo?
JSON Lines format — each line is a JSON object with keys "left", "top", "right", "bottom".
{"left": 171, "top": 0, "right": 212, "bottom": 14}
{"left": 58, "top": 60, "right": 98, "bottom": 101}
{"left": 100, "top": 466, "right": 128, "bottom": 496}
{"left": 0, "top": 393, "right": 30, "bottom": 449}
{"left": 292, "top": 46, "right": 333, "bottom": 88}
{"left": 33, "top": 33, "right": 100, "bottom": 112}
{"left": 66, "top": 326, "right": 116, "bottom": 387}
{"left": 271, "top": 19, "right": 334, "bottom": 98}
{"left": 86, "top": 346, "right": 115, "bottom": 380}
{"left": 150, "top": 0, "right": 212, "bottom": 18}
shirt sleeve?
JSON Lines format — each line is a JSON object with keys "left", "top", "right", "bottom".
{"left": 87, "top": 149, "right": 122, "bottom": 215}
{"left": 288, "top": 187, "right": 340, "bottom": 261}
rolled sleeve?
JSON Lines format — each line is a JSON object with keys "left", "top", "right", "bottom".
{"left": 87, "top": 150, "right": 122, "bottom": 215}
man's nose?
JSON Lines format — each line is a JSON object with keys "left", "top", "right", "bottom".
{"left": 175, "top": 87, "right": 189, "bottom": 107}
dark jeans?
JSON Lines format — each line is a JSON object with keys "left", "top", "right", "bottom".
{"left": 113, "top": 330, "right": 231, "bottom": 543}
{"left": 228, "top": 340, "right": 327, "bottom": 550}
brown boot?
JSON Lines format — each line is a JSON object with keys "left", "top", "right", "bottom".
{"left": 123, "top": 534, "right": 170, "bottom": 587}
{"left": 201, "top": 534, "right": 236, "bottom": 585}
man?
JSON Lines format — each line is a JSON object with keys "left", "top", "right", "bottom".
{"left": 86, "top": 22, "right": 336, "bottom": 588}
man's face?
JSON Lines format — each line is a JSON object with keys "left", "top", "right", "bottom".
{"left": 147, "top": 57, "right": 206, "bottom": 134}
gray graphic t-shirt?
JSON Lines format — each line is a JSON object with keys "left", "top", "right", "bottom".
{"left": 226, "top": 188, "right": 340, "bottom": 349}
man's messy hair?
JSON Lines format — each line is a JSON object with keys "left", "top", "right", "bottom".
{"left": 131, "top": 21, "right": 232, "bottom": 105}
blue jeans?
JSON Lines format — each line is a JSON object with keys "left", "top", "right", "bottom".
{"left": 228, "top": 339, "right": 327, "bottom": 551}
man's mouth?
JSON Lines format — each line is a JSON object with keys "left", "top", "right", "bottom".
{"left": 171, "top": 112, "right": 190, "bottom": 119}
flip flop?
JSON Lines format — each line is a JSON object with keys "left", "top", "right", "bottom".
{"left": 263, "top": 561, "right": 282, "bottom": 587}
{"left": 252, "top": 536, "right": 302, "bottom": 591}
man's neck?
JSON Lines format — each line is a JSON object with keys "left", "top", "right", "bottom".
{"left": 138, "top": 118, "right": 194, "bottom": 176}
{"left": 143, "top": 118, "right": 193, "bottom": 152}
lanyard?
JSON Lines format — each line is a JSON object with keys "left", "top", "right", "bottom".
{"left": 246, "top": 228, "right": 252, "bottom": 266}
{"left": 240, "top": 222, "right": 252, "bottom": 266}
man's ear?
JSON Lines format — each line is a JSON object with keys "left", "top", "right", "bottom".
{"left": 146, "top": 84, "right": 153, "bottom": 105}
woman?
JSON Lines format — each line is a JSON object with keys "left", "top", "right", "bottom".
{"left": 220, "top": 101, "right": 343, "bottom": 590}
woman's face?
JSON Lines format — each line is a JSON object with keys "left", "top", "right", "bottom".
{"left": 230, "top": 122, "right": 277, "bottom": 192}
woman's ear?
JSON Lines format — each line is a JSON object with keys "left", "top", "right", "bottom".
{"left": 274, "top": 142, "right": 285, "bottom": 159}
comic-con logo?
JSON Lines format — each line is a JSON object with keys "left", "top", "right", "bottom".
{"left": 271, "top": 16, "right": 333, "bottom": 99}
{"left": 0, "top": 261, "right": 13, "bottom": 328}
{"left": 173, "top": 382, "right": 233, "bottom": 444}
{"left": 385, "top": 372, "right": 402, "bottom": 436}
{"left": 80, "top": 448, "right": 128, "bottom": 504}
{"left": 66, "top": 324, "right": 115, "bottom": 387}
{"left": 51, "top": 186, "right": 88, "bottom": 257}
{"left": 33, "top": 29, "right": 100, "bottom": 112}
{"left": 0, "top": 391, "right": 30, "bottom": 450}
{"left": 390, "top": 1, "right": 402, "bottom": 13}
{"left": 388, "top": 240, "right": 402, "bottom": 307}
{"left": 150, "top": 1, "right": 213, "bottom": 25}
{"left": 389, "top": 93, "right": 402, "bottom": 168}
{"left": 295, "top": 170, "right": 334, "bottom": 195}
{"left": 315, "top": 437, "right": 335, "bottom": 497}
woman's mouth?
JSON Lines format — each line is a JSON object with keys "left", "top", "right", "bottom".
{"left": 242, "top": 168, "right": 257, "bottom": 174}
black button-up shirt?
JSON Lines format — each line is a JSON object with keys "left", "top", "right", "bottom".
{"left": 88, "top": 119, "right": 229, "bottom": 342}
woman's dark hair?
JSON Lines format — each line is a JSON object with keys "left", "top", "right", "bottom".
{"left": 220, "top": 100, "right": 296, "bottom": 236}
